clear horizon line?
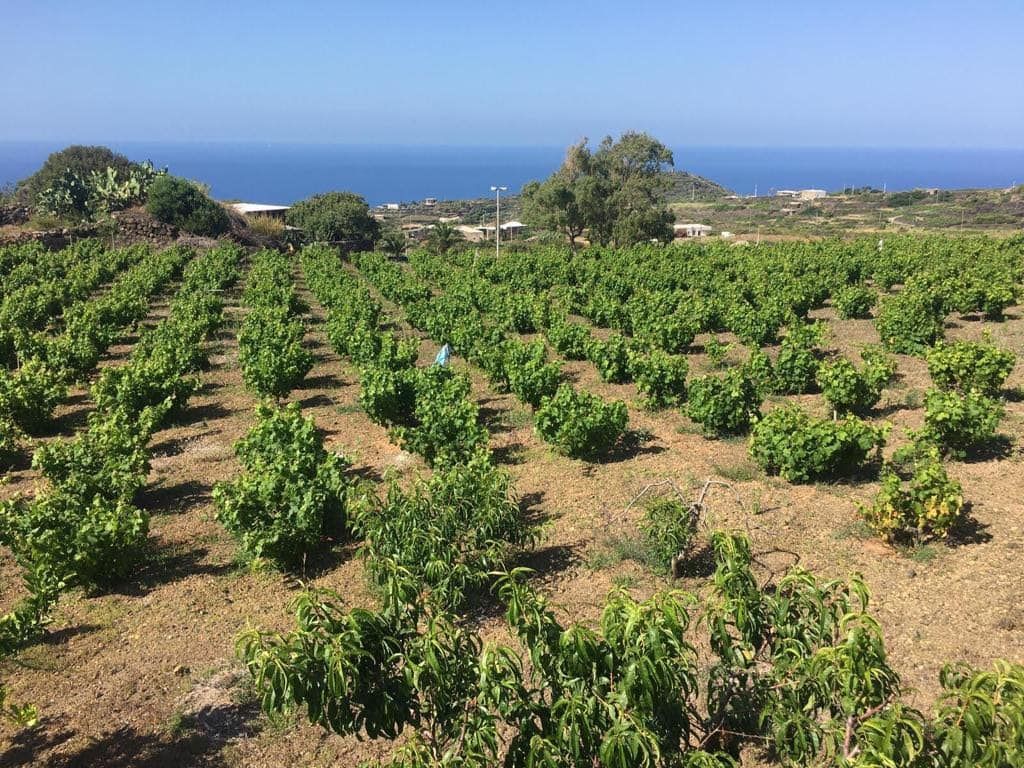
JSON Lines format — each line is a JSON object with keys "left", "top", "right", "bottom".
{"left": 1, "top": 139, "right": 1024, "bottom": 152}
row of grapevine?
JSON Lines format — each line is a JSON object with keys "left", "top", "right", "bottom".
{"left": 0, "top": 243, "right": 242, "bottom": 724}
{"left": 0, "top": 239, "right": 140, "bottom": 351}
{"left": 401, "top": 239, "right": 1019, "bottom": 545}
{"left": 237, "top": 249, "right": 313, "bottom": 400}
{"left": 0, "top": 245, "right": 193, "bottom": 468}
{"left": 351, "top": 250, "right": 629, "bottom": 458}
{"left": 302, "top": 245, "right": 492, "bottom": 468}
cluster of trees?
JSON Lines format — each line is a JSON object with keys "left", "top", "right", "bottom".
{"left": 522, "top": 132, "right": 677, "bottom": 247}
{"left": 12, "top": 145, "right": 231, "bottom": 237}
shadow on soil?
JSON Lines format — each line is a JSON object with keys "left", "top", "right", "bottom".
{"left": 298, "top": 393, "right": 336, "bottom": 409}
{"left": 959, "top": 435, "right": 1015, "bottom": 463}
{"left": 150, "top": 430, "right": 217, "bottom": 459}
{"left": 176, "top": 401, "right": 236, "bottom": 424}
{"left": 138, "top": 479, "right": 213, "bottom": 515}
{"left": 491, "top": 442, "right": 528, "bottom": 465}
{"left": 124, "top": 545, "right": 236, "bottom": 595}
{"left": 945, "top": 510, "right": 993, "bottom": 548}
{"left": 595, "top": 429, "right": 666, "bottom": 465}
{"left": 302, "top": 372, "right": 344, "bottom": 390}
{"left": 1, "top": 711, "right": 257, "bottom": 768}
{"left": 463, "top": 543, "right": 581, "bottom": 624}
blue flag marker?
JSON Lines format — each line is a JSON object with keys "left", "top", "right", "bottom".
{"left": 434, "top": 343, "right": 452, "bottom": 367}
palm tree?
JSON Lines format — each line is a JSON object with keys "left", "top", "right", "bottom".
{"left": 378, "top": 229, "right": 407, "bottom": 258}
{"left": 426, "top": 221, "right": 464, "bottom": 255}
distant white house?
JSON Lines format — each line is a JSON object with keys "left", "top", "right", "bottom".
{"left": 775, "top": 190, "right": 799, "bottom": 197}
{"left": 423, "top": 197, "right": 438, "bottom": 206}
{"left": 797, "top": 189, "right": 828, "bottom": 201}
{"left": 229, "top": 203, "right": 290, "bottom": 219}
{"left": 383, "top": 203, "right": 400, "bottom": 211}
{"left": 477, "top": 220, "right": 527, "bottom": 241}
{"left": 674, "top": 223, "right": 712, "bottom": 238}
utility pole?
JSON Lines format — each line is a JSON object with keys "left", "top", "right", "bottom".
{"left": 490, "top": 185, "right": 507, "bottom": 258}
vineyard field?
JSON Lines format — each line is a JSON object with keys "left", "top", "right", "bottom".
{"left": 1, "top": 235, "right": 1023, "bottom": 767}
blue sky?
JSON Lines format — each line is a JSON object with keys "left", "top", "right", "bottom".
{"left": 2, "top": 0, "right": 1022, "bottom": 147}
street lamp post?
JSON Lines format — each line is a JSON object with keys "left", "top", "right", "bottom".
{"left": 490, "top": 185, "right": 507, "bottom": 258}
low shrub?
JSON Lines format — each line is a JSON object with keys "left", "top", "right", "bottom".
{"left": 629, "top": 348, "right": 688, "bottom": 409}
{"left": 359, "top": 363, "right": 418, "bottom": 426}
{"left": 353, "top": 454, "right": 533, "bottom": 609}
{"left": 834, "top": 284, "right": 877, "bottom": 319}
{"left": 547, "top": 320, "right": 591, "bottom": 360}
{"left": 926, "top": 339, "right": 1015, "bottom": 395}
{"left": 238, "top": 307, "right": 313, "bottom": 399}
{"left": 686, "top": 368, "right": 762, "bottom": 435}
{"left": 0, "top": 490, "right": 148, "bottom": 592}
{"left": 749, "top": 404, "right": 886, "bottom": 482}
{"left": 773, "top": 322, "right": 824, "bottom": 395}
{"left": 503, "top": 341, "right": 563, "bottom": 408}
{"left": 213, "top": 403, "right": 350, "bottom": 568}
{"left": 639, "top": 497, "right": 697, "bottom": 571}
{"left": 0, "top": 358, "right": 66, "bottom": 435}
{"left": 393, "top": 367, "right": 489, "bottom": 468}
{"left": 535, "top": 384, "right": 627, "bottom": 457}
{"left": 860, "top": 446, "right": 965, "bottom": 544}
{"left": 587, "top": 333, "right": 632, "bottom": 383}
{"left": 876, "top": 287, "right": 945, "bottom": 354}
{"left": 146, "top": 175, "right": 229, "bottom": 236}
{"left": 743, "top": 348, "right": 775, "bottom": 397}
{"left": 921, "top": 388, "right": 1003, "bottom": 457}
{"left": 816, "top": 349, "right": 896, "bottom": 415}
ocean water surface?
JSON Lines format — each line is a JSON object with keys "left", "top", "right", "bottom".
{"left": 1, "top": 142, "right": 1021, "bottom": 206}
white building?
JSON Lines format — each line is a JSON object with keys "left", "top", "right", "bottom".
{"left": 476, "top": 221, "right": 527, "bottom": 241}
{"left": 229, "top": 203, "right": 290, "bottom": 219}
{"left": 674, "top": 223, "right": 712, "bottom": 238}
{"left": 797, "top": 189, "right": 828, "bottom": 201}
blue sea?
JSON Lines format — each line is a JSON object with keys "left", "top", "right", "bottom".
{"left": 1, "top": 142, "right": 1022, "bottom": 206}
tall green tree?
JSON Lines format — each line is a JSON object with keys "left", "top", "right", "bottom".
{"left": 522, "top": 132, "right": 675, "bottom": 247}
{"left": 286, "top": 191, "right": 381, "bottom": 246}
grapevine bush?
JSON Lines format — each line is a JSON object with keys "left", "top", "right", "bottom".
{"left": 833, "top": 283, "right": 877, "bottom": 319}
{"left": 860, "top": 446, "right": 965, "bottom": 544}
{"left": 588, "top": 332, "right": 633, "bottom": 384}
{"left": 214, "top": 402, "right": 351, "bottom": 568}
{"left": 238, "top": 307, "right": 312, "bottom": 399}
{"left": 926, "top": 338, "right": 1015, "bottom": 395}
{"left": 876, "top": 287, "right": 946, "bottom": 354}
{"left": 816, "top": 348, "right": 897, "bottom": 414}
{"left": 629, "top": 347, "right": 688, "bottom": 409}
{"left": 772, "top": 321, "right": 824, "bottom": 395}
{"left": 535, "top": 384, "right": 628, "bottom": 457}
{"left": 921, "top": 387, "right": 1003, "bottom": 458}
{"left": 547, "top": 318, "right": 592, "bottom": 360}
{"left": 749, "top": 405, "right": 886, "bottom": 482}
{"left": 393, "top": 367, "right": 489, "bottom": 468}
{"left": 686, "top": 368, "right": 762, "bottom": 436}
